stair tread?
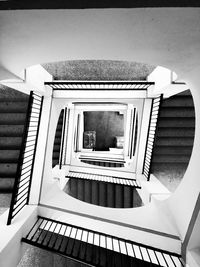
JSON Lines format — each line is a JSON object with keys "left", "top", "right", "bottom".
{"left": 158, "top": 118, "right": 195, "bottom": 127}
{"left": 157, "top": 127, "right": 195, "bottom": 137}
{"left": 0, "top": 137, "right": 22, "bottom": 149}
{"left": 153, "top": 146, "right": 193, "bottom": 155}
{"left": 155, "top": 139, "right": 193, "bottom": 146}
{"left": 0, "top": 125, "right": 25, "bottom": 137}
{"left": 162, "top": 99, "right": 194, "bottom": 107}
{"left": 0, "top": 98, "right": 29, "bottom": 102}
{"left": 0, "top": 177, "right": 15, "bottom": 191}
{"left": 0, "top": 113, "right": 26, "bottom": 118}
{"left": 0, "top": 102, "right": 28, "bottom": 112}
{"left": 152, "top": 154, "right": 191, "bottom": 163}
{"left": 175, "top": 89, "right": 192, "bottom": 96}
{"left": 0, "top": 150, "right": 20, "bottom": 161}
{"left": 159, "top": 107, "right": 195, "bottom": 118}
{"left": 0, "top": 163, "right": 18, "bottom": 177}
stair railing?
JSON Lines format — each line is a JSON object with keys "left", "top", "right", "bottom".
{"left": 58, "top": 108, "right": 66, "bottom": 169}
{"left": 22, "top": 215, "right": 184, "bottom": 267}
{"left": 45, "top": 81, "right": 154, "bottom": 91}
{"left": 59, "top": 108, "right": 70, "bottom": 169}
{"left": 7, "top": 91, "right": 43, "bottom": 225}
{"left": 142, "top": 94, "right": 163, "bottom": 181}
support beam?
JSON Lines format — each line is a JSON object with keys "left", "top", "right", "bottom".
{"left": 0, "top": 65, "right": 52, "bottom": 96}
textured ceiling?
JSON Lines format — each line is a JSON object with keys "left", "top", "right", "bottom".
{"left": 42, "top": 60, "right": 155, "bottom": 81}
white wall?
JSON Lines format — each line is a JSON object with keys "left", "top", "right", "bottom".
{"left": 0, "top": 8, "right": 200, "bottom": 252}
{"left": 0, "top": 206, "right": 37, "bottom": 267}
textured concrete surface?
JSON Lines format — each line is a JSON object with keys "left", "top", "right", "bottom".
{"left": 0, "top": 194, "right": 11, "bottom": 215}
{"left": 0, "top": 195, "right": 10, "bottom": 215}
{"left": 154, "top": 167, "right": 186, "bottom": 193}
{"left": 18, "top": 245, "right": 88, "bottom": 267}
{"left": 0, "top": 85, "right": 28, "bottom": 99}
{"left": 84, "top": 111, "right": 124, "bottom": 150}
{"left": 43, "top": 60, "right": 155, "bottom": 81}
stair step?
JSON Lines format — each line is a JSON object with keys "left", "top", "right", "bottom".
{"left": 155, "top": 137, "right": 194, "bottom": 146}
{"left": 91, "top": 180, "right": 99, "bottom": 205}
{"left": 0, "top": 178, "right": 15, "bottom": 192}
{"left": 0, "top": 125, "right": 24, "bottom": 137}
{"left": 151, "top": 162, "right": 188, "bottom": 172}
{"left": 107, "top": 183, "right": 115, "bottom": 207}
{"left": 0, "top": 113, "right": 26, "bottom": 125}
{"left": 152, "top": 154, "right": 191, "bottom": 163}
{"left": 158, "top": 117, "right": 195, "bottom": 128}
{"left": 53, "top": 145, "right": 61, "bottom": 152}
{"left": 159, "top": 107, "right": 195, "bottom": 118}
{"left": 162, "top": 97, "right": 194, "bottom": 107}
{"left": 0, "top": 101, "right": 28, "bottom": 113}
{"left": 176, "top": 89, "right": 192, "bottom": 96}
{"left": 0, "top": 150, "right": 20, "bottom": 162}
{"left": 54, "top": 137, "right": 63, "bottom": 145}
{"left": 153, "top": 146, "right": 193, "bottom": 155}
{"left": 157, "top": 127, "right": 195, "bottom": 137}
{"left": 0, "top": 137, "right": 22, "bottom": 149}
{"left": 115, "top": 184, "right": 124, "bottom": 208}
{"left": 0, "top": 163, "right": 17, "bottom": 177}
{"left": 99, "top": 182, "right": 107, "bottom": 206}
{"left": 55, "top": 130, "right": 62, "bottom": 139}
{"left": 0, "top": 85, "right": 29, "bottom": 100}
{"left": 0, "top": 94, "right": 29, "bottom": 102}
{"left": 53, "top": 151, "right": 60, "bottom": 160}
{"left": 84, "top": 180, "right": 92, "bottom": 203}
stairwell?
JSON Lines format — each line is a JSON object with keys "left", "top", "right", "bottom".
{"left": 52, "top": 110, "right": 143, "bottom": 209}
{"left": 151, "top": 89, "right": 195, "bottom": 192}
{"left": 0, "top": 86, "right": 29, "bottom": 214}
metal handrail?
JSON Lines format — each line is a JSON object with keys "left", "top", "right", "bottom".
{"left": 22, "top": 216, "right": 184, "bottom": 267}
{"left": 45, "top": 81, "right": 154, "bottom": 91}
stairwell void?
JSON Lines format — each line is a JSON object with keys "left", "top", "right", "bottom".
{"left": 0, "top": 67, "right": 193, "bottom": 267}
{"left": 51, "top": 88, "right": 195, "bottom": 209}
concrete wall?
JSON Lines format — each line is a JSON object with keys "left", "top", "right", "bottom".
{"left": 0, "top": 8, "right": 200, "bottom": 256}
{"left": 84, "top": 111, "right": 124, "bottom": 150}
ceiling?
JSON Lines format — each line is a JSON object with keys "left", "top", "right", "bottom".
{"left": 42, "top": 60, "right": 155, "bottom": 81}
{"left": 0, "top": 0, "right": 199, "bottom": 9}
